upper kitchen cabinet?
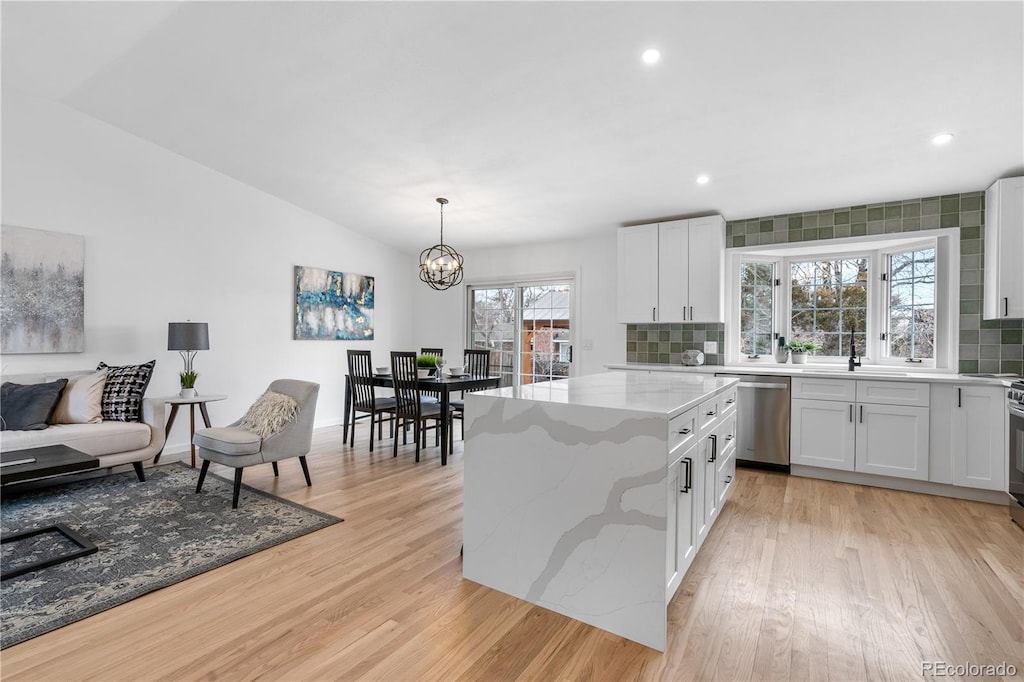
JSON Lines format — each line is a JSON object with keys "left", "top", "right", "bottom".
{"left": 617, "top": 216, "right": 725, "bottom": 324}
{"left": 984, "top": 176, "right": 1024, "bottom": 319}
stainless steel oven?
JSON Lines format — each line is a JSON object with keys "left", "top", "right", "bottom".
{"left": 1008, "top": 380, "right": 1024, "bottom": 528}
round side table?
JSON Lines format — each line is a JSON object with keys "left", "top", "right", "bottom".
{"left": 155, "top": 394, "right": 228, "bottom": 467}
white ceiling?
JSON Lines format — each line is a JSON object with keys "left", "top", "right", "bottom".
{"left": 3, "top": 1, "right": 1022, "bottom": 252}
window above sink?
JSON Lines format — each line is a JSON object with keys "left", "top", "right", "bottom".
{"left": 725, "top": 229, "right": 961, "bottom": 372}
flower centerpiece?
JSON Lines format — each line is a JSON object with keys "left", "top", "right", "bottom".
{"left": 416, "top": 354, "right": 439, "bottom": 378}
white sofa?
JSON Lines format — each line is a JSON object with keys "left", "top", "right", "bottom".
{"left": 0, "top": 369, "right": 165, "bottom": 480}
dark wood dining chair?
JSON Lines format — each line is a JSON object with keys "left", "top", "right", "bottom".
{"left": 451, "top": 348, "right": 492, "bottom": 439}
{"left": 347, "top": 349, "right": 395, "bottom": 452}
{"left": 391, "top": 351, "right": 454, "bottom": 462}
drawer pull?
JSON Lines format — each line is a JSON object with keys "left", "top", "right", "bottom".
{"left": 678, "top": 428, "right": 691, "bottom": 435}
{"left": 725, "top": 434, "right": 734, "bottom": 441}
{"left": 706, "top": 410, "right": 717, "bottom": 417}
{"left": 726, "top": 398, "right": 736, "bottom": 404}
{"left": 725, "top": 475, "right": 733, "bottom": 484}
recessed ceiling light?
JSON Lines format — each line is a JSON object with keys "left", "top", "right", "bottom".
{"left": 931, "top": 132, "right": 954, "bottom": 145}
{"left": 641, "top": 49, "right": 661, "bottom": 65}
{"left": 696, "top": 175, "right": 710, "bottom": 185}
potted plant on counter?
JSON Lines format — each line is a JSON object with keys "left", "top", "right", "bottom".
{"left": 786, "top": 339, "right": 821, "bottom": 364}
{"left": 179, "top": 370, "right": 198, "bottom": 398}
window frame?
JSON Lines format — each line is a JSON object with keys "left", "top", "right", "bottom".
{"left": 726, "top": 229, "right": 960, "bottom": 371}
{"left": 878, "top": 239, "right": 939, "bottom": 366}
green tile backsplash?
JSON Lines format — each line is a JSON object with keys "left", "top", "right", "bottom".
{"left": 626, "top": 190, "right": 1023, "bottom": 374}
{"left": 626, "top": 323, "right": 724, "bottom": 366}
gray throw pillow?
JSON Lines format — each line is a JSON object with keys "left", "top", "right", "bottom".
{"left": 0, "top": 378, "right": 69, "bottom": 431}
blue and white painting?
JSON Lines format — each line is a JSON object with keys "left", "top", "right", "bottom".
{"left": 1, "top": 225, "right": 85, "bottom": 353}
{"left": 294, "top": 265, "right": 374, "bottom": 340}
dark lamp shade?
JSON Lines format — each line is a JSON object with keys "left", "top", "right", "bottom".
{"left": 167, "top": 322, "right": 210, "bottom": 351}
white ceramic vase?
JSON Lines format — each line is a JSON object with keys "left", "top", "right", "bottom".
{"left": 179, "top": 387, "right": 197, "bottom": 399}
{"left": 790, "top": 352, "right": 807, "bottom": 364}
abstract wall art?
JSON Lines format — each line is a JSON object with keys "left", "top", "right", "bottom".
{"left": 1, "top": 225, "right": 85, "bottom": 354}
{"left": 294, "top": 265, "right": 374, "bottom": 340}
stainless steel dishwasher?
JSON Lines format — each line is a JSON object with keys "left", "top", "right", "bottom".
{"left": 714, "top": 373, "right": 791, "bottom": 471}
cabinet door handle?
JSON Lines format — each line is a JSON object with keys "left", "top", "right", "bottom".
{"left": 652, "top": 307, "right": 657, "bottom": 322}
{"left": 1005, "top": 297, "right": 1010, "bottom": 317}
{"left": 957, "top": 387, "right": 962, "bottom": 408}
{"left": 690, "top": 306, "right": 694, "bottom": 320}
{"left": 849, "top": 404, "right": 853, "bottom": 422}
{"left": 708, "top": 434, "right": 718, "bottom": 462}
{"left": 681, "top": 457, "right": 692, "bottom": 493}
{"left": 859, "top": 405, "right": 864, "bottom": 423}
{"left": 725, "top": 475, "right": 732, "bottom": 484}
{"left": 682, "top": 306, "right": 687, "bottom": 321}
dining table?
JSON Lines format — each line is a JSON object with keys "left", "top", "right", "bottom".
{"left": 343, "top": 372, "right": 502, "bottom": 465}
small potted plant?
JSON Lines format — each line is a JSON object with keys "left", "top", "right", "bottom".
{"left": 416, "top": 354, "right": 438, "bottom": 378}
{"left": 786, "top": 339, "right": 821, "bottom": 364}
{"left": 179, "top": 370, "right": 198, "bottom": 398}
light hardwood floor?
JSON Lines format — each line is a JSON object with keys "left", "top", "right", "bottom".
{"left": 3, "top": 424, "right": 1022, "bottom": 681}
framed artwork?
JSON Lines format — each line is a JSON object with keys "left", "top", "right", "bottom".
{"left": 294, "top": 265, "right": 374, "bottom": 340}
{"left": 1, "top": 225, "right": 85, "bottom": 353}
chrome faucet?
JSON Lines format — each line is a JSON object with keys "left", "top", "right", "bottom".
{"left": 848, "top": 327, "right": 861, "bottom": 371}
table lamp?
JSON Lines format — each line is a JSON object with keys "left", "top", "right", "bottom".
{"left": 168, "top": 322, "right": 210, "bottom": 396}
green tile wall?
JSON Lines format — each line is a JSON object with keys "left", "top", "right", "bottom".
{"left": 626, "top": 190, "right": 1023, "bottom": 373}
{"left": 625, "top": 323, "right": 725, "bottom": 365}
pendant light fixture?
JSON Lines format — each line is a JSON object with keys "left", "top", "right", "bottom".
{"left": 419, "top": 197, "right": 464, "bottom": 290}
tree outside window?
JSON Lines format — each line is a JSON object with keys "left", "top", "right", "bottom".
{"left": 790, "top": 258, "right": 868, "bottom": 356}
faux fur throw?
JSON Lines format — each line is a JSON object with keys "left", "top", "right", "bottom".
{"left": 239, "top": 390, "right": 299, "bottom": 438}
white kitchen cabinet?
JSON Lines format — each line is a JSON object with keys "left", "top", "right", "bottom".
{"left": 854, "top": 403, "right": 930, "bottom": 480}
{"left": 791, "top": 378, "right": 930, "bottom": 480}
{"left": 617, "top": 223, "right": 660, "bottom": 323}
{"left": 791, "top": 398, "right": 857, "bottom": 471}
{"left": 667, "top": 451, "right": 699, "bottom": 597}
{"left": 617, "top": 216, "right": 725, "bottom": 324}
{"left": 984, "top": 176, "right": 1024, "bottom": 320}
{"left": 951, "top": 385, "right": 1006, "bottom": 490}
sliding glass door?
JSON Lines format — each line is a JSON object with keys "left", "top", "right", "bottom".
{"left": 467, "top": 279, "right": 574, "bottom": 387}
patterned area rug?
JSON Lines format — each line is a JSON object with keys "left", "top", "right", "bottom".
{"left": 0, "top": 463, "right": 341, "bottom": 648}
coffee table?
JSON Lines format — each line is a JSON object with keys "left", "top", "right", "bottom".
{"left": 1, "top": 444, "right": 100, "bottom": 580}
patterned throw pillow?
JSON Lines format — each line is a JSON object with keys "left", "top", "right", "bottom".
{"left": 97, "top": 360, "right": 156, "bottom": 422}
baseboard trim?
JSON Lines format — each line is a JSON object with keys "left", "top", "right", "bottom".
{"left": 790, "top": 465, "right": 1008, "bottom": 505}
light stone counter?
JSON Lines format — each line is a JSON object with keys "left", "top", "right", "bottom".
{"left": 462, "top": 371, "right": 738, "bottom": 651}
{"left": 606, "top": 362, "right": 1017, "bottom": 386}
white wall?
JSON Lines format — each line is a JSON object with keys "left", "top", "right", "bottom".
{"left": 1, "top": 92, "right": 418, "bottom": 453}
{"left": 411, "top": 233, "right": 626, "bottom": 377}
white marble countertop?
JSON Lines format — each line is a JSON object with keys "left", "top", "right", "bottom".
{"left": 476, "top": 371, "right": 737, "bottom": 419}
{"left": 605, "top": 363, "right": 1017, "bottom": 387}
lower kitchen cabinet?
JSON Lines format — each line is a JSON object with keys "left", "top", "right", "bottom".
{"left": 666, "top": 452, "right": 699, "bottom": 598}
{"left": 791, "top": 378, "right": 930, "bottom": 481}
{"left": 667, "top": 393, "right": 737, "bottom": 598}
{"left": 855, "top": 403, "right": 930, "bottom": 480}
{"left": 942, "top": 385, "right": 1007, "bottom": 490}
{"left": 791, "top": 398, "right": 857, "bottom": 471}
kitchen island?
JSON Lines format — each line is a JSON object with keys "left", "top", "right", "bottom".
{"left": 462, "top": 371, "right": 739, "bottom": 651}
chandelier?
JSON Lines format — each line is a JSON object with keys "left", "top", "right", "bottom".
{"left": 419, "top": 197, "right": 464, "bottom": 290}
